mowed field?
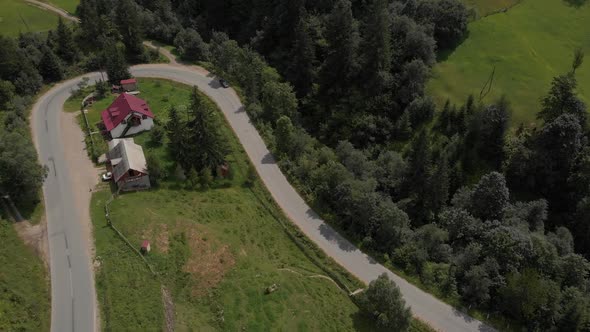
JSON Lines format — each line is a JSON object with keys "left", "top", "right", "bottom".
{"left": 0, "top": 0, "right": 60, "bottom": 36}
{"left": 429, "top": 0, "right": 590, "bottom": 126}
{"left": 78, "top": 79, "right": 431, "bottom": 331}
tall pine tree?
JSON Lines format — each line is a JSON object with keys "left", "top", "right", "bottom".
{"left": 55, "top": 18, "right": 77, "bottom": 64}
{"left": 320, "top": 0, "right": 360, "bottom": 98}
{"left": 104, "top": 41, "right": 130, "bottom": 84}
{"left": 288, "top": 12, "right": 316, "bottom": 98}
{"left": 362, "top": 0, "right": 393, "bottom": 93}
{"left": 39, "top": 46, "right": 64, "bottom": 82}
{"left": 185, "top": 87, "right": 229, "bottom": 171}
{"left": 115, "top": 0, "right": 144, "bottom": 62}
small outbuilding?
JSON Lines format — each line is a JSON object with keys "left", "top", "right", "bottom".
{"left": 106, "top": 138, "right": 151, "bottom": 191}
{"left": 121, "top": 78, "right": 138, "bottom": 92}
{"left": 141, "top": 240, "right": 151, "bottom": 254}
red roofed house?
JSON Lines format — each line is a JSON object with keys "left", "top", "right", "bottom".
{"left": 101, "top": 93, "right": 155, "bottom": 139}
{"left": 120, "top": 78, "right": 138, "bottom": 92}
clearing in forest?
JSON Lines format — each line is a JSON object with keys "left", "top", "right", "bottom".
{"left": 428, "top": 0, "right": 590, "bottom": 126}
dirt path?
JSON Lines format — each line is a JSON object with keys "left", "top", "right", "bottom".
{"left": 143, "top": 41, "right": 178, "bottom": 65}
{"left": 23, "top": 0, "right": 79, "bottom": 22}
{"left": 161, "top": 286, "right": 175, "bottom": 332}
{"left": 278, "top": 267, "right": 344, "bottom": 292}
{"left": 14, "top": 219, "right": 50, "bottom": 266}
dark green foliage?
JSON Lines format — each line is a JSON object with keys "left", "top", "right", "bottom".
{"left": 198, "top": 167, "right": 213, "bottom": 189}
{"left": 261, "top": 81, "right": 298, "bottom": 123}
{"left": 413, "top": 0, "right": 469, "bottom": 49}
{"left": 185, "top": 87, "right": 229, "bottom": 171}
{"left": 275, "top": 116, "right": 295, "bottom": 159}
{"left": 39, "top": 48, "right": 64, "bottom": 83}
{"left": 320, "top": 0, "right": 360, "bottom": 99}
{"left": 146, "top": 153, "right": 163, "bottom": 186}
{"left": 0, "top": 130, "right": 47, "bottom": 206}
{"left": 362, "top": 0, "right": 392, "bottom": 93}
{"left": 538, "top": 74, "right": 587, "bottom": 126}
{"left": 500, "top": 269, "right": 562, "bottom": 330}
{"left": 173, "top": 28, "right": 210, "bottom": 61}
{"left": 468, "top": 172, "right": 509, "bottom": 221}
{"left": 149, "top": 123, "right": 165, "bottom": 146}
{"left": 357, "top": 273, "right": 412, "bottom": 332}
{"left": 0, "top": 81, "right": 15, "bottom": 109}
{"left": 479, "top": 97, "right": 509, "bottom": 167}
{"left": 94, "top": 80, "right": 109, "bottom": 99}
{"left": 104, "top": 42, "right": 131, "bottom": 84}
{"left": 115, "top": 0, "right": 145, "bottom": 62}
{"left": 166, "top": 88, "right": 229, "bottom": 173}
{"left": 286, "top": 12, "right": 316, "bottom": 98}
{"left": 55, "top": 18, "right": 77, "bottom": 64}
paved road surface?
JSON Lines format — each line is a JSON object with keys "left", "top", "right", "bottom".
{"left": 33, "top": 64, "right": 495, "bottom": 332}
{"left": 32, "top": 80, "right": 99, "bottom": 332}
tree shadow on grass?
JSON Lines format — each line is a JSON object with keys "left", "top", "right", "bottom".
{"left": 436, "top": 31, "right": 471, "bottom": 62}
{"left": 351, "top": 312, "right": 375, "bottom": 332}
{"left": 563, "top": 0, "right": 588, "bottom": 7}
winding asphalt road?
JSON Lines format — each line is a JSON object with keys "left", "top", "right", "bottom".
{"left": 32, "top": 64, "right": 494, "bottom": 332}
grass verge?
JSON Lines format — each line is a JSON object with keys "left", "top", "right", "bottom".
{"left": 0, "top": 218, "right": 50, "bottom": 331}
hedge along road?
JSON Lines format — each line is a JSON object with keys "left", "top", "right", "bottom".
{"left": 31, "top": 64, "right": 495, "bottom": 332}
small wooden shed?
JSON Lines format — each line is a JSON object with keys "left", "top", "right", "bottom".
{"left": 120, "top": 78, "right": 138, "bottom": 92}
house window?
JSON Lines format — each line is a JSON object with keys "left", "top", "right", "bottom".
{"left": 130, "top": 116, "right": 141, "bottom": 127}
{"left": 142, "top": 115, "right": 147, "bottom": 119}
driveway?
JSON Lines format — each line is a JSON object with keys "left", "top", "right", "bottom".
{"left": 32, "top": 64, "right": 494, "bottom": 332}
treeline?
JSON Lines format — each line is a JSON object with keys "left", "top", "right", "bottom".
{"left": 76, "top": 0, "right": 590, "bottom": 329}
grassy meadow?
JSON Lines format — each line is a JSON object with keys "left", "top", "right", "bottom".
{"left": 0, "top": 219, "right": 50, "bottom": 331}
{"left": 429, "top": 0, "right": 590, "bottom": 126}
{"left": 80, "top": 79, "right": 432, "bottom": 331}
{"left": 0, "top": 0, "right": 61, "bottom": 36}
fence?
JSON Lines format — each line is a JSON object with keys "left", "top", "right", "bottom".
{"left": 104, "top": 189, "right": 157, "bottom": 276}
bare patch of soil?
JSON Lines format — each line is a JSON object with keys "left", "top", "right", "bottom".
{"left": 161, "top": 285, "right": 175, "bottom": 332}
{"left": 14, "top": 219, "right": 49, "bottom": 267}
{"left": 182, "top": 227, "right": 235, "bottom": 297}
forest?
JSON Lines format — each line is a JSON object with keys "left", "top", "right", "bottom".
{"left": 0, "top": 0, "right": 589, "bottom": 329}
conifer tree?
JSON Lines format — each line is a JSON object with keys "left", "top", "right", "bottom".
{"left": 56, "top": 18, "right": 77, "bottom": 63}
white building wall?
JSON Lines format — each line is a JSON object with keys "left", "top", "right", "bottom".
{"left": 110, "top": 113, "right": 154, "bottom": 138}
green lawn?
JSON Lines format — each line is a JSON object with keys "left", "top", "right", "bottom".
{"left": 428, "top": 0, "right": 590, "bottom": 126}
{"left": 0, "top": 219, "right": 50, "bottom": 331}
{"left": 0, "top": 0, "right": 60, "bottom": 36}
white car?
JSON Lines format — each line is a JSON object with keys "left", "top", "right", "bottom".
{"left": 101, "top": 172, "right": 113, "bottom": 181}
